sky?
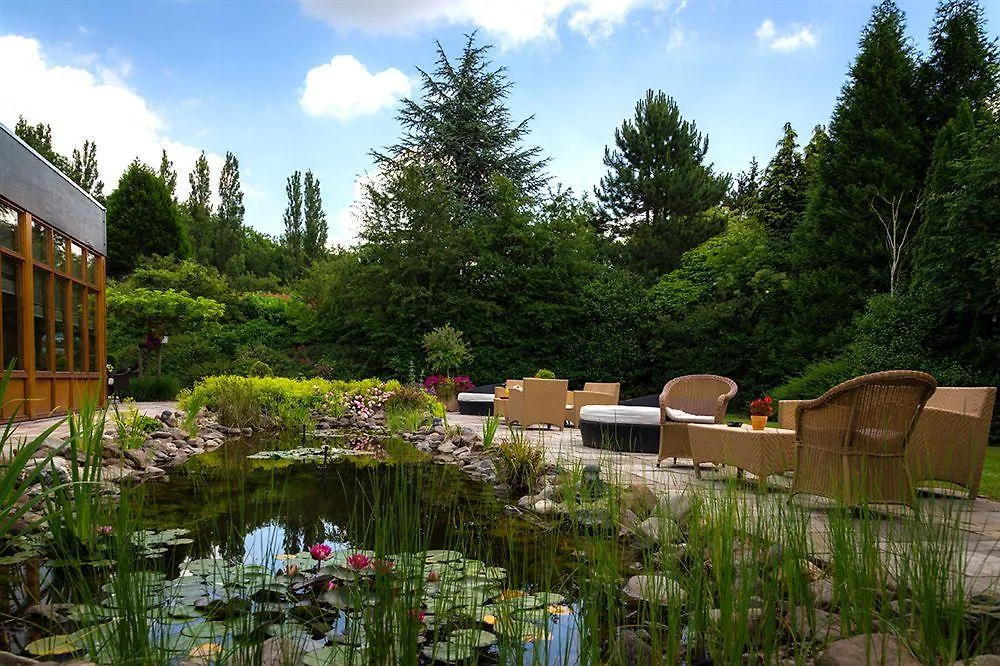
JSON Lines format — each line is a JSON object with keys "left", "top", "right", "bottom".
{"left": 1, "top": 1, "right": 997, "bottom": 247}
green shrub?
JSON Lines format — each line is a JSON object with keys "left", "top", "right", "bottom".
{"left": 248, "top": 360, "right": 274, "bottom": 377}
{"left": 210, "top": 376, "right": 261, "bottom": 428}
{"left": 770, "top": 358, "right": 856, "bottom": 401}
{"left": 125, "top": 375, "right": 181, "bottom": 401}
{"left": 423, "top": 325, "right": 470, "bottom": 376}
{"left": 111, "top": 399, "right": 162, "bottom": 450}
{"left": 492, "top": 432, "right": 545, "bottom": 493}
{"left": 385, "top": 384, "right": 433, "bottom": 413}
{"left": 534, "top": 369, "right": 556, "bottom": 379}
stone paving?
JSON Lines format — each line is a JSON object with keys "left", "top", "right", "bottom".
{"left": 448, "top": 412, "right": 1000, "bottom": 598}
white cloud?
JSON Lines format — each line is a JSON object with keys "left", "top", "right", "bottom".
{"left": 666, "top": 26, "right": 685, "bottom": 51}
{"left": 300, "top": 55, "right": 411, "bottom": 120}
{"left": 300, "top": 0, "right": 671, "bottom": 48}
{"left": 0, "top": 34, "right": 228, "bottom": 202}
{"left": 755, "top": 18, "right": 817, "bottom": 52}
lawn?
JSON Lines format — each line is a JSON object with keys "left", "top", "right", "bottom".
{"left": 979, "top": 447, "right": 1000, "bottom": 500}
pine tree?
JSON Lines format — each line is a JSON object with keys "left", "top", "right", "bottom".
{"left": 106, "top": 160, "right": 185, "bottom": 275}
{"left": 918, "top": 0, "right": 999, "bottom": 142}
{"left": 595, "top": 89, "right": 730, "bottom": 278}
{"left": 187, "top": 152, "right": 214, "bottom": 265}
{"left": 374, "top": 33, "right": 548, "bottom": 214}
{"left": 303, "top": 170, "right": 327, "bottom": 262}
{"left": 215, "top": 151, "right": 245, "bottom": 274}
{"left": 158, "top": 149, "right": 178, "bottom": 201}
{"left": 729, "top": 157, "right": 761, "bottom": 218}
{"left": 757, "top": 123, "right": 806, "bottom": 236}
{"left": 282, "top": 171, "right": 304, "bottom": 275}
{"left": 68, "top": 140, "right": 104, "bottom": 200}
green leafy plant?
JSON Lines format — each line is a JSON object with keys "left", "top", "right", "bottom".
{"left": 111, "top": 399, "right": 161, "bottom": 450}
{"left": 247, "top": 359, "right": 274, "bottom": 377}
{"left": 422, "top": 325, "right": 470, "bottom": 376}
{"left": 534, "top": 369, "right": 556, "bottom": 379}
{"left": 125, "top": 374, "right": 181, "bottom": 401}
{"left": 481, "top": 414, "right": 500, "bottom": 449}
{"left": 492, "top": 431, "right": 545, "bottom": 493}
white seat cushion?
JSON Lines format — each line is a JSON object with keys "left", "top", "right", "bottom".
{"left": 578, "top": 405, "right": 660, "bottom": 426}
{"left": 664, "top": 407, "right": 715, "bottom": 424}
{"left": 458, "top": 392, "right": 494, "bottom": 403}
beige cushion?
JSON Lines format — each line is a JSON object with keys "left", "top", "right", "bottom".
{"left": 665, "top": 407, "right": 715, "bottom": 424}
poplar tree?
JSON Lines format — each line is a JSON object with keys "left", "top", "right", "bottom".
{"left": 303, "top": 170, "right": 328, "bottom": 262}
{"left": 215, "top": 151, "right": 245, "bottom": 274}
{"left": 158, "top": 149, "right": 178, "bottom": 201}
{"left": 14, "top": 116, "right": 71, "bottom": 173}
{"left": 282, "top": 171, "right": 304, "bottom": 274}
{"left": 187, "top": 152, "right": 214, "bottom": 265}
{"left": 69, "top": 140, "right": 104, "bottom": 200}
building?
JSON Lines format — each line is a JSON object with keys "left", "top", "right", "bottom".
{"left": 0, "top": 121, "right": 106, "bottom": 420}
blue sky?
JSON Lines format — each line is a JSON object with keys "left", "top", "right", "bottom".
{"left": 1, "top": 1, "right": 997, "bottom": 246}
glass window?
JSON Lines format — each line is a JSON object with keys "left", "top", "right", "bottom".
{"left": 70, "top": 243, "right": 83, "bottom": 278}
{"left": 53, "top": 233, "right": 67, "bottom": 273}
{"left": 54, "top": 277, "right": 68, "bottom": 371}
{"left": 73, "top": 284, "right": 84, "bottom": 372}
{"left": 33, "top": 268, "right": 50, "bottom": 370}
{"left": 2, "top": 259, "right": 21, "bottom": 369}
{"left": 32, "top": 221, "right": 49, "bottom": 265}
{"left": 86, "top": 252, "right": 97, "bottom": 284}
{"left": 0, "top": 202, "right": 19, "bottom": 251}
{"left": 87, "top": 292, "right": 97, "bottom": 373}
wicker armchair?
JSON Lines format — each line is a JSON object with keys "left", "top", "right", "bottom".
{"left": 657, "top": 375, "right": 738, "bottom": 465}
{"left": 565, "top": 382, "right": 620, "bottom": 427}
{"left": 906, "top": 387, "right": 996, "bottom": 499}
{"left": 791, "top": 370, "right": 937, "bottom": 507}
{"left": 493, "top": 380, "right": 522, "bottom": 420}
{"left": 506, "top": 378, "right": 569, "bottom": 430}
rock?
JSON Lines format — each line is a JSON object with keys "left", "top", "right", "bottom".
{"left": 614, "top": 627, "right": 655, "bottom": 666}
{"left": 517, "top": 495, "right": 536, "bottom": 509}
{"left": 532, "top": 499, "right": 563, "bottom": 515}
{"left": 623, "top": 575, "right": 686, "bottom": 606}
{"left": 623, "top": 484, "right": 658, "bottom": 518}
{"left": 816, "top": 634, "right": 921, "bottom": 666}
{"left": 0, "top": 652, "right": 41, "bottom": 665}
{"left": 101, "top": 443, "right": 124, "bottom": 460}
{"left": 143, "top": 466, "right": 166, "bottom": 478}
{"left": 789, "top": 606, "right": 843, "bottom": 643}
{"left": 150, "top": 430, "right": 173, "bottom": 439}
{"left": 958, "top": 657, "right": 1000, "bottom": 666}
{"left": 101, "top": 465, "right": 134, "bottom": 482}
{"left": 25, "top": 603, "right": 73, "bottom": 624}
{"left": 451, "top": 446, "right": 471, "bottom": 458}
{"left": 437, "top": 442, "right": 456, "bottom": 455}
{"left": 708, "top": 607, "right": 765, "bottom": 639}
{"left": 123, "top": 449, "right": 150, "bottom": 470}
{"left": 241, "top": 428, "right": 253, "bottom": 437}
{"left": 809, "top": 578, "right": 836, "bottom": 608}
{"left": 656, "top": 490, "right": 693, "bottom": 522}
{"left": 634, "top": 516, "right": 681, "bottom": 547}
{"left": 433, "top": 426, "right": 447, "bottom": 435}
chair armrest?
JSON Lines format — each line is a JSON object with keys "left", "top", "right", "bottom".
{"left": 778, "top": 400, "right": 808, "bottom": 431}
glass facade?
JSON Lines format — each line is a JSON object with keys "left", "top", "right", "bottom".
{"left": 1, "top": 259, "right": 20, "bottom": 369}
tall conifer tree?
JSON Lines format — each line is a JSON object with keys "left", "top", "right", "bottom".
{"left": 282, "top": 171, "right": 304, "bottom": 274}
{"left": 303, "top": 170, "right": 327, "bottom": 262}
{"left": 187, "top": 152, "right": 214, "bottom": 265}
{"left": 215, "top": 151, "right": 245, "bottom": 274}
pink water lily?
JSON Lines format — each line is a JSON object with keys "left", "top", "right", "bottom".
{"left": 96, "top": 525, "right": 113, "bottom": 537}
{"left": 309, "top": 543, "right": 333, "bottom": 562}
{"left": 407, "top": 608, "right": 426, "bottom": 623}
{"left": 346, "top": 552, "right": 372, "bottom": 570}
{"left": 426, "top": 570, "right": 440, "bottom": 583}
{"left": 327, "top": 580, "right": 339, "bottom": 591}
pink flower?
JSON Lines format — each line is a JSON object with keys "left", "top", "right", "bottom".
{"left": 427, "top": 570, "right": 440, "bottom": 583}
{"left": 373, "top": 559, "right": 396, "bottom": 575}
{"left": 407, "top": 608, "right": 426, "bottom": 623}
{"left": 309, "top": 543, "right": 333, "bottom": 562}
{"left": 327, "top": 580, "right": 338, "bottom": 591}
{"left": 96, "top": 525, "right": 113, "bottom": 537}
{"left": 346, "top": 553, "right": 372, "bottom": 570}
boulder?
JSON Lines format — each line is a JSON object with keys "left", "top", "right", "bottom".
{"left": 809, "top": 578, "right": 836, "bottom": 608}
{"left": 532, "top": 499, "right": 563, "bottom": 515}
{"left": 656, "top": 490, "right": 693, "bottom": 522}
{"left": 123, "top": 449, "right": 150, "bottom": 470}
{"left": 816, "top": 634, "right": 921, "bottom": 666}
{"left": 789, "top": 606, "right": 843, "bottom": 643}
{"left": 623, "top": 575, "right": 686, "bottom": 606}
{"left": 957, "top": 658, "right": 1000, "bottom": 666}
{"left": 634, "top": 516, "right": 681, "bottom": 547}
{"left": 437, "top": 442, "right": 456, "bottom": 455}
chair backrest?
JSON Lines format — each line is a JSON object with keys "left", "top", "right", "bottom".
{"left": 661, "top": 375, "right": 738, "bottom": 420}
{"left": 523, "top": 377, "right": 569, "bottom": 405}
{"left": 583, "top": 382, "right": 620, "bottom": 401}
{"left": 797, "top": 370, "right": 937, "bottom": 454}
{"left": 925, "top": 386, "right": 996, "bottom": 418}
{"left": 507, "top": 379, "right": 523, "bottom": 390}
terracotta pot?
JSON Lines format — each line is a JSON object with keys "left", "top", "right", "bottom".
{"left": 750, "top": 415, "right": 767, "bottom": 431}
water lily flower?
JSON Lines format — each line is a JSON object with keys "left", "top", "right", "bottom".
{"left": 327, "top": 580, "right": 338, "bottom": 591}
{"left": 346, "top": 553, "right": 372, "bottom": 570}
{"left": 285, "top": 564, "right": 299, "bottom": 578}
{"left": 426, "top": 570, "right": 440, "bottom": 583}
{"left": 96, "top": 525, "right": 113, "bottom": 537}
{"left": 407, "top": 608, "right": 426, "bottom": 623}
{"left": 373, "top": 559, "right": 395, "bottom": 575}
{"left": 309, "top": 543, "right": 333, "bottom": 562}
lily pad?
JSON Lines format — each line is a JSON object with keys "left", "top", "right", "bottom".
{"left": 425, "top": 550, "right": 464, "bottom": 564}
{"left": 24, "top": 633, "right": 82, "bottom": 657}
{"left": 303, "top": 644, "right": 369, "bottom": 666}
{"left": 421, "top": 640, "right": 478, "bottom": 663}
{"left": 447, "top": 629, "right": 497, "bottom": 648}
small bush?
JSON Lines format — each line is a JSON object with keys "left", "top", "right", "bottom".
{"left": 111, "top": 399, "right": 162, "bottom": 450}
{"left": 212, "top": 376, "right": 262, "bottom": 428}
{"left": 492, "top": 432, "right": 545, "bottom": 493}
{"left": 248, "top": 360, "right": 274, "bottom": 377}
{"left": 423, "top": 325, "right": 470, "bottom": 375}
{"left": 125, "top": 375, "right": 181, "bottom": 401}
{"left": 385, "top": 384, "right": 434, "bottom": 413}
{"left": 535, "top": 369, "right": 556, "bottom": 379}
{"left": 770, "top": 358, "right": 856, "bottom": 401}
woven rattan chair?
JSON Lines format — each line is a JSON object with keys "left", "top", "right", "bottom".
{"left": 657, "top": 375, "right": 738, "bottom": 466}
{"left": 565, "top": 382, "right": 620, "bottom": 427}
{"left": 905, "top": 387, "right": 996, "bottom": 499}
{"left": 493, "top": 380, "right": 522, "bottom": 420}
{"left": 506, "top": 377, "right": 569, "bottom": 430}
{"left": 791, "top": 370, "right": 937, "bottom": 508}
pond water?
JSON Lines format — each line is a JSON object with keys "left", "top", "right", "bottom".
{"left": 0, "top": 433, "right": 638, "bottom": 664}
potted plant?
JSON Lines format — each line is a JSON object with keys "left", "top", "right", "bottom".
{"left": 422, "top": 325, "right": 471, "bottom": 411}
{"left": 749, "top": 396, "right": 773, "bottom": 430}
{"left": 534, "top": 369, "right": 556, "bottom": 379}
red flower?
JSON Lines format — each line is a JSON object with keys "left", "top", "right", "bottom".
{"left": 750, "top": 396, "right": 774, "bottom": 417}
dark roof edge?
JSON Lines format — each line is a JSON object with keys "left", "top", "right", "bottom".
{"left": 0, "top": 120, "right": 107, "bottom": 212}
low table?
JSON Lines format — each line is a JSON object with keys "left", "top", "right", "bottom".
{"left": 687, "top": 423, "right": 795, "bottom": 485}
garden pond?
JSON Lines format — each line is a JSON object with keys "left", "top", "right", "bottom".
{"left": 0, "top": 432, "right": 643, "bottom": 665}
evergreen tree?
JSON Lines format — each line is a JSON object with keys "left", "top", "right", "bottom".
{"left": 14, "top": 116, "right": 71, "bottom": 173}
{"left": 68, "top": 140, "right": 104, "bottom": 200}
{"left": 373, "top": 33, "right": 548, "bottom": 214}
{"left": 303, "top": 170, "right": 328, "bottom": 262}
{"left": 106, "top": 160, "right": 185, "bottom": 275}
{"left": 789, "top": 1, "right": 923, "bottom": 355}
{"left": 729, "top": 157, "right": 761, "bottom": 218}
{"left": 802, "top": 125, "right": 830, "bottom": 190}
{"left": 918, "top": 0, "right": 999, "bottom": 141}
{"left": 187, "top": 152, "right": 214, "bottom": 265}
{"left": 158, "top": 149, "right": 178, "bottom": 201}
{"left": 595, "top": 89, "right": 730, "bottom": 279}
{"left": 757, "top": 123, "right": 806, "bottom": 236}
{"left": 282, "top": 171, "right": 304, "bottom": 276}
{"left": 215, "top": 152, "right": 245, "bottom": 275}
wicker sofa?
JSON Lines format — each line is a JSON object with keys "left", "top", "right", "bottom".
{"left": 782, "top": 385, "right": 997, "bottom": 499}
{"left": 657, "top": 374, "right": 739, "bottom": 466}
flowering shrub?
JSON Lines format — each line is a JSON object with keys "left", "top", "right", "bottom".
{"left": 749, "top": 396, "right": 774, "bottom": 417}
{"left": 423, "top": 374, "right": 474, "bottom": 399}
{"left": 341, "top": 387, "right": 392, "bottom": 421}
